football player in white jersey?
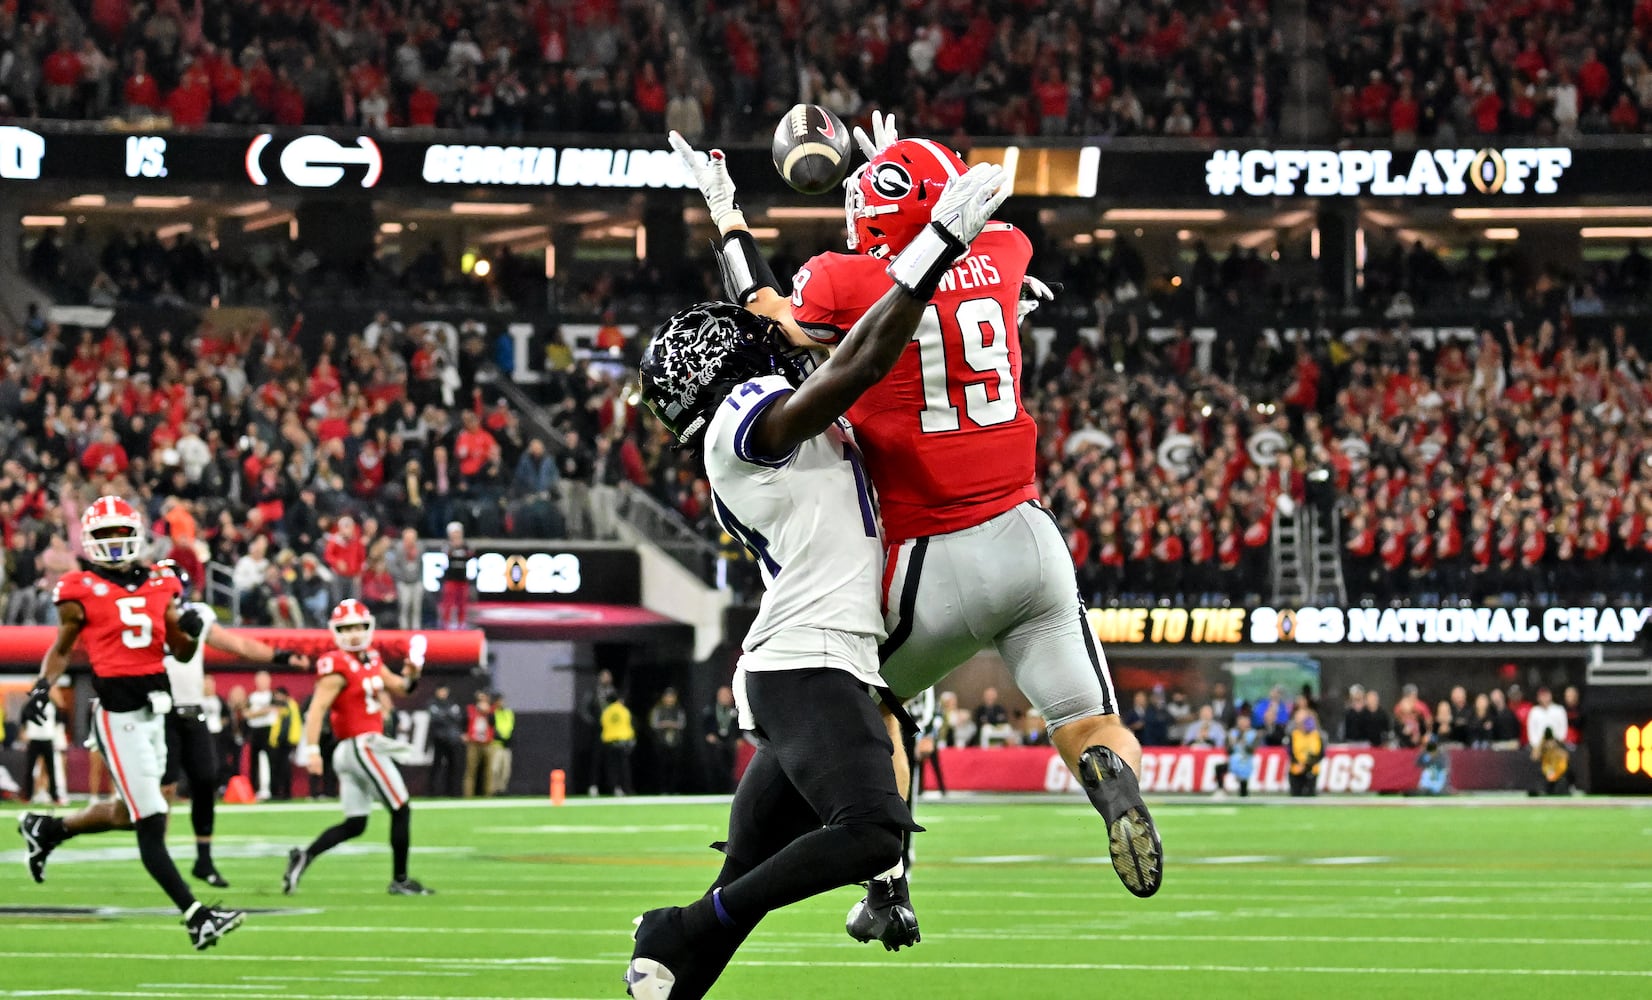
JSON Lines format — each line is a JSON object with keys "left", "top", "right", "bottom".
{"left": 156, "top": 562, "right": 309, "bottom": 887}
{"left": 624, "top": 161, "right": 1009, "bottom": 1000}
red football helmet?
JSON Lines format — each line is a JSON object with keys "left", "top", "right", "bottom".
{"left": 329, "top": 598, "right": 375, "bottom": 653}
{"left": 845, "top": 137, "right": 969, "bottom": 258}
{"left": 80, "top": 495, "right": 146, "bottom": 569}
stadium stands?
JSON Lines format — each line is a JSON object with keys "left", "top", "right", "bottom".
{"left": 8, "top": 0, "right": 1652, "bottom": 139}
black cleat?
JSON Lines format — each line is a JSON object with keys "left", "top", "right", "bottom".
{"left": 282, "top": 848, "right": 309, "bottom": 895}
{"left": 1078, "top": 745, "right": 1164, "bottom": 898}
{"left": 191, "top": 861, "right": 229, "bottom": 888}
{"left": 18, "top": 813, "right": 62, "bottom": 884}
{"left": 846, "top": 875, "right": 921, "bottom": 951}
{"left": 627, "top": 906, "right": 707, "bottom": 1000}
{"left": 388, "top": 878, "right": 435, "bottom": 895}
{"left": 184, "top": 902, "right": 244, "bottom": 950}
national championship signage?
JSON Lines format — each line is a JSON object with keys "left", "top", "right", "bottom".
{"left": 1087, "top": 605, "right": 1652, "bottom": 647}
{"left": 420, "top": 544, "right": 641, "bottom": 604}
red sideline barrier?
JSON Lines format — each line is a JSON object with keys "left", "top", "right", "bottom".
{"left": 0, "top": 626, "right": 486, "bottom": 669}
{"left": 922, "top": 746, "right": 1538, "bottom": 795}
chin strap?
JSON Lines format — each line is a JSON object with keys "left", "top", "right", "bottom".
{"left": 713, "top": 230, "right": 782, "bottom": 305}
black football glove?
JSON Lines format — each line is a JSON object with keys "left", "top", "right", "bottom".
{"left": 22, "top": 679, "right": 52, "bottom": 726}
{"left": 177, "top": 606, "right": 207, "bottom": 641}
{"left": 271, "top": 648, "right": 297, "bottom": 667}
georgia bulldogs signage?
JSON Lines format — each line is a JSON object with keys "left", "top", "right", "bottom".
{"left": 927, "top": 746, "right": 1535, "bottom": 794}
{"left": 245, "top": 133, "right": 383, "bottom": 188}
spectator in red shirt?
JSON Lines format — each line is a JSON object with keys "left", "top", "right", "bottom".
{"left": 634, "top": 62, "right": 667, "bottom": 131}
{"left": 408, "top": 82, "right": 440, "bottom": 126}
{"left": 1035, "top": 65, "right": 1070, "bottom": 136}
{"left": 1389, "top": 82, "right": 1420, "bottom": 139}
{"left": 273, "top": 69, "right": 306, "bottom": 126}
{"left": 42, "top": 42, "right": 83, "bottom": 114}
{"left": 1578, "top": 48, "right": 1611, "bottom": 104}
{"left": 80, "top": 428, "right": 129, "bottom": 476}
{"left": 1609, "top": 93, "right": 1641, "bottom": 132}
{"left": 323, "top": 515, "right": 367, "bottom": 602}
{"left": 454, "top": 410, "right": 499, "bottom": 480}
{"left": 124, "top": 50, "right": 161, "bottom": 111}
{"left": 166, "top": 66, "right": 213, "bottom": 127}
{"left": 1472, "top": 80, "right": 1504, "bottom": 134}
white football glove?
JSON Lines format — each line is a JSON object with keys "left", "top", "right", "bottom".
{"left": 668, "top": 130, "right": 746, "bottom": 234}
{"left": 853, "top": 109, "right": 899, "bottom": 160}
{"left": 1018, "top": 275, "right": 1057, "bottom": 323}
{"left": 929, "top": 162, "right": 1010, "bottom": 247}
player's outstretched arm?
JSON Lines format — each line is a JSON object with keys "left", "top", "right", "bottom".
{"left": 23, "top": 602, "right": 84, "bottom": 724}
{"left": 205, "top": 626, "right": 310, "bottom": 670}
{"left": 299, "top": 673, "right": 346, "bottom": 775}
{"left": 748, "top": 162, "right": 1010, "bottom": 459}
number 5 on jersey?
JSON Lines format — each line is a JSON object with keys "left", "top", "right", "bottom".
{"left": 915, "top": 297, "right": 1016, "bottom": 433}
{"left": 117, "top": 596, "right": 154, "bottom": 649}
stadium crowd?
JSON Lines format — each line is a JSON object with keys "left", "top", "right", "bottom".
{"left": 7, "top": 0, "right": 1652, "bottom": 140}
{"left": 0, "top": 299, "right": 652, "bottom": 628}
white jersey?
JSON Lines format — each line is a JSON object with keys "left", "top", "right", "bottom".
{"left": 163, "top": 601, "right": 215, "bottom": 705}
{"left": 704, "top": 375, "right": 886, "bottom": 684}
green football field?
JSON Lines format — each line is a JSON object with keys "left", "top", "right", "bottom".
{"left": 2, "top": 795, "right": 1650, "bottom": 1000}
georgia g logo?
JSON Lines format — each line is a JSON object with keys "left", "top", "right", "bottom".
{"left": 869, "top": 162, "right": 912, "bottom": 199}
{"left": 245, "top": 134, "right": 383, "bottom": 189}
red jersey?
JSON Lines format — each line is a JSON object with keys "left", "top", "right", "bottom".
{"left": 791, "top": 225, "right": 1037, "bottom": 543}
{"left": 55, "top": 564, "right": 180, "bottom": 713}
{"left": 316, "top": 648, "right": 389, "bottom": 740}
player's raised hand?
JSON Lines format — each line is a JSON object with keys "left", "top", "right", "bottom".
{"left": 929, "top": 162, "right": 1010, "bottom": 247}
{"left": 853, "top": 110, "right": 899, "bottom": 160}
{"left": 1018, "top": 275, "right": 1061, "bottom": 323}
{"left": 668, "top": 130, "right": 747, "bottom": 234}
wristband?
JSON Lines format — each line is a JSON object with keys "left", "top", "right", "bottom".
{"left": 713, "top": 230, "right": 781, "bottom": 305}
{"left": 886, "top": 223, "right": 968, "bottom": 299}
{"left": 271, "top": 649, "right": 295, "bottom": 667}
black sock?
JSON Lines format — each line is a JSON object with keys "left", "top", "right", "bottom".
{"left": 389, "top": 806, "right": 411, "bottom": 882}
{"left": 134, "top": 814, "right": 195, "bottom": 912}
{"left": 191, "top": 795, "right": 215, "bottom": 843}
{"left": 43, "top": 815, "right": 70, "bottom": 843}
{"left": 195, "top": 841, "right": 212, "bottom": 865}
{"left": 685, "top": 824, "right": 900, "bottom": 939}
{"left": 306, "top": 815, "right": 368, "bottom": 860}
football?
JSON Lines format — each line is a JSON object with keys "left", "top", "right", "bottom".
{"left": 772, "top": 103, "right": 853, "bottom": 195}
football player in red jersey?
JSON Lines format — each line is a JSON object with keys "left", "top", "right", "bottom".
{"left": 283, "top": 599, "right": 432, "bottom": 896}
{"left": 671, "top": 118, "right": 1162, "bottom": 945}
{"left": 16, "top": 496, "right": 245, "bottom": 950}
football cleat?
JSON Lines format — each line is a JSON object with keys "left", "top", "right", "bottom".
{"left": 184, "top": 902, "right": 244, "bottom": 950}
{"left": 627, "top": 907, "right": 706, "bottom": 1000}
{"left": 388, "top": 878, "right": 435, "bottom": 896}
{"left": 282, "top": 848, "right": 309, "bottom": 895}
{"left": 1078, "top": 745, "right": 1164, "bottom": 898}
{"left": 191, "top": 861, "right": 230, "bottom": 888}
{"left": 18, "top": 813, "right": 62, "bottom": 884}
{"left": 846, "top": 875, "right": 921, "bottom": 951}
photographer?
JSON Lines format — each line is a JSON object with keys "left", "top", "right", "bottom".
{"left": 1414, "top": 735, "right": 1450, "bottom": 795}
{"left": 1287, "top": 708, "right": 1324, "bottom": 797}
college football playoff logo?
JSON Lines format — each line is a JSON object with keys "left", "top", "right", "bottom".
{"left": 245, "top": 134, "right": 383, "bottom": 188}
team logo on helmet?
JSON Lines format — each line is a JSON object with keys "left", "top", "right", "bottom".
{"left": 869, "top": 162, "right": 913, "bottom": 199}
